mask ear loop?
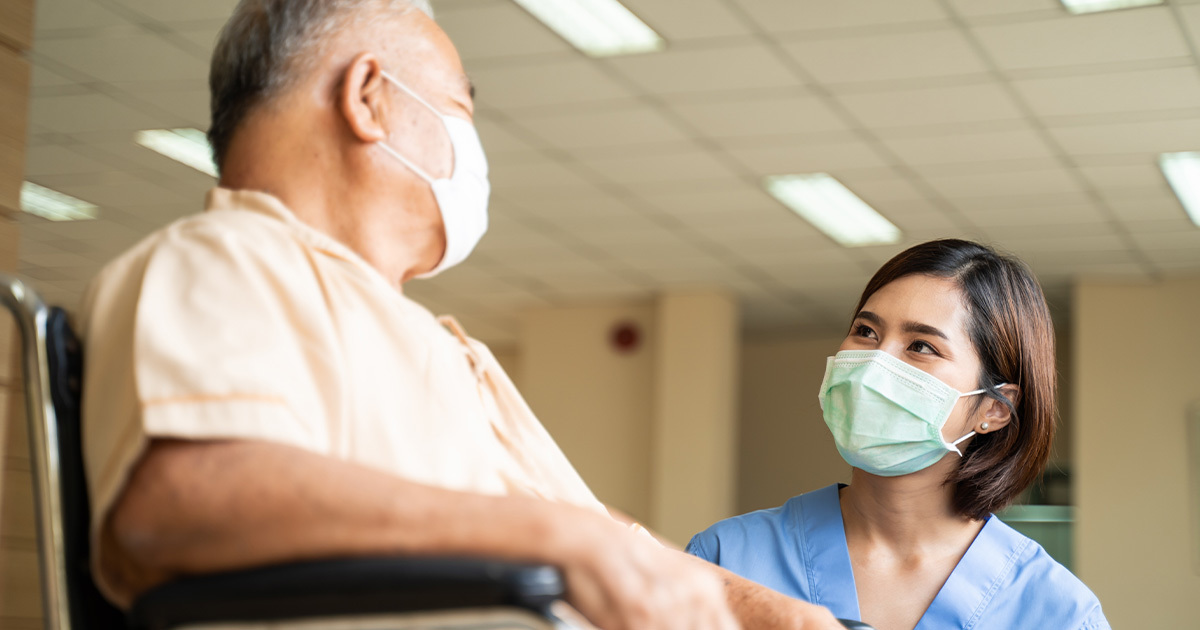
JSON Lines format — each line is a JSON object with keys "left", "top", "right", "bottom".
{"left": 376, "top": 70, "right": 451, "bottom": 184}
{"left": 950, "top": 383, "right": 1010, "bottom": 450}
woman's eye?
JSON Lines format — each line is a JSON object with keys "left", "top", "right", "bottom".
{"left": 853, "top": 324, "right": 877, "bottom": 340}
{"left": 910, "top": 340, "right": 937, "bottom": 355}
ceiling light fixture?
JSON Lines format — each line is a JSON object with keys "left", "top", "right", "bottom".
{"left": 511, "top": 0, "right": 665, "bottom": 57}
{"left": 20, "top": 182, "right": 99, "bottom": 222}
{"left": 1059, "top": 0, "right": 1163, "bottom": 14}
{"left": 764, "top": 174, "right": 902, "bottom": 248}
{"left": 135, "top": 128, "right": 218, "bottom": 177}
{"left": 1160, "top": 151, "right": 1200, "bottom": 228}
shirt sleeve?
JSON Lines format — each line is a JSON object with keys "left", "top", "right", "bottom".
{"left": 1078, "top": 604, "right": 1111, "bottom": 630}
{"left": 132, "top": 218, "right": 341, "bottom": 450}
{"left": 686, "top": 529, "right": 718, "bottom": 564}
{"left": 82, "top": 215, "right": 344, "bottom": 543}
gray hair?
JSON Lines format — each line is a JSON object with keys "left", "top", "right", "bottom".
{"left": 208, "top": 0, "right": 434, "bottom": 171}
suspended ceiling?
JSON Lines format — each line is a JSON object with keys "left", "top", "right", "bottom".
{"left": 17, "top": 0, "right": 1200, "bottom": 343}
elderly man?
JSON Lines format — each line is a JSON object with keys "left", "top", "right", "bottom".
{"left": 79, "top": 1, "right": 843, "bottom": 628}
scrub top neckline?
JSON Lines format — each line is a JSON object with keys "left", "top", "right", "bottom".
{"left": 797, "top": 484, "right": 1030, "bottom": 630}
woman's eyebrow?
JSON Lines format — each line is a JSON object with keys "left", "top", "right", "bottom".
{"left": 856, "top": 310, "right": 884, "bottom": 326}
{"left": 903, "top": 321, "right": 950, "bottom": 340}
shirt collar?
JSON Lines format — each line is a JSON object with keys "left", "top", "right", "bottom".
{"left": 795, "top": 484, "right": 861, "bottom": 620}
{"left": 918, "top": 516, "right": 1031, "bottom": 630}
{"left": 204, "top": 187, "right": 405, "bottom": 297}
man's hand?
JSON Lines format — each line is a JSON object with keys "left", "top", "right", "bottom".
{"left": 552, "top": 511, "right": 738, "bottom": 630}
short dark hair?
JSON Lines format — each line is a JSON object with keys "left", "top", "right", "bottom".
{"left": 853, "top": 239, "right": 1057, "bottom": 520}
{"left": 207, "top": 0, "right": 433, "bottom": 172}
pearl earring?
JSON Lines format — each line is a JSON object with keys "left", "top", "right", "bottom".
{"left": 980, "top": 422, "right": 990, "bottom": 432}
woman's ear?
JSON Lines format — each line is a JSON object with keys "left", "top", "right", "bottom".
{"left": 978, "top": 384, "right": 1020, "bottom": 434}
{"left": 339, "top": 52, "right": 390, "bottom": 144}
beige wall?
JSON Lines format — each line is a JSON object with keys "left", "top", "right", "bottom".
{"left": 0, "top": 0, "right": 35, "bottom": 626}
{"left": 737, "top": 334, "right": 850, "bottom": 514}
{"left": 648, "top": 293, "right": 739, "bottom": 544}
{"left": 518, "top": 293, "right": 740, "bottom": 543}
{"left": 519, "top": 302, "right": 658, "bottom": 522}
{"left": 1074, "top": 276, "right": 1200, "bottom": 628}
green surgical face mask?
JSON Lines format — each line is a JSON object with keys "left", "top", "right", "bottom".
{"left": 818, "top": 349, "right": 1001, "bottom": 477}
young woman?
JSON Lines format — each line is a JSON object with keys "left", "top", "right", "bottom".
{"left": 689, "top": 239, "right": 1108, "bottom": 630}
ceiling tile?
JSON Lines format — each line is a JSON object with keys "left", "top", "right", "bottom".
{"left": 738, "top": 0, "right": 948, "bottom": 32}
{"left": 639, "top": 185, "right": 780, "bottom": 219}
{"left": 30, "top": 62, "right": 76, "bottom": 88}
{"left": 924, "top": 167, "right": 1085, "bottom": 199}
{"left": 470, "top": 58, "right": 636, "bottom": 110}
{"left": 837, "top": 83, "right": 1024, "bottom": 129}
{"left": 107, "top": 0, "right": 240, "bottom": 22}
{"left": 726, "top": 139, "right": 890, "bottom": 175}
{"left": 620, "top": 0, "right": 753, "bottom": 41}
{"left": 474, "top": 117, "right": 542, "bottom": 158}
{"left": 505, "top": 192, "right": 647, "bottom": 226}
{"left": 1178, "top": 6, "right": 1200, "bottom": 49}
{"left": 881, "top": 126, "right": 1056, "bottom": 166}
{"left": 607, "top": 42, "right": 800, "bottom": 97}
{"left": 970, "top": 8, "right": 1190, "bottom": 70}
{"left": 947, "top": 0, "right": 1061, "bottom": 18}
{"left": 29, "top": 93, "right": 167, "bottom": 133}
{"left": 537, "top": 269, "right": 649, "bottom": 299}
{"left": 35, "top": 0, "right": 130, "bottom": 31}
{"left": 517, "top": 106, "right": 688, "bottom": 150}
{"left": 174, "top": 28, "right": 220, "bottom": 54}
{"left": 1077, "top": 162, "right": 1166, "bottom": 191}
{"left": 668, "top": 94, "right": 848, "bottom": 139}
{"left": 35, "top": 34, "right": 207, "bottom": 84}
{"left": 1014, "top": 67, "right": 1200, "bottom": 118}
{"left": 438, "top": 2, "right": 572, "bottom": 61}
{"left": 579, "top": 148, "right": 740, "bottom": 186}
{"left": 1048, "top": 118, "right": 1200, "bottom": 155}
{"left": 488, "top": 156, "right": 596, "bottom": 191}
{"left": 1128, "top": 230, "right": 1200, "bottom": 252}
{"left": 959, "top": 201, "right": 1109, "bottom": 227}
{"left": 113, "top": 87, "right": 210, "bottom": 127}
{"left": 781, "top": 29, "right": 988, "bottom": 85}
{"left": 1106, "top": 193, "right": 1191, "bottom": 223}
{"left": 24, "top": 145, "right": 114, "bottom": 177}
{"left": 834, "top": 170, "right": 930, "bottom": 204}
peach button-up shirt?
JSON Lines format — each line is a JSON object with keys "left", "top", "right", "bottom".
{"left": 79, "top": 188, "right": 605, "bottom": 605}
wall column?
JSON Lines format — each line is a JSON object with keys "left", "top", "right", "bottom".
{"left": 1074, "top": 276, "right": 1200, "bottom": 628}
{"left": 649, "top": 292, "right": 739, "bottom": 545}
{"left": 0, "top": 0, "right": 36, "bottom": 625}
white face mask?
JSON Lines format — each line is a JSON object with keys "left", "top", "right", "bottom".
{"left": 377, "top": 70, "right": 490, "bottom": 278}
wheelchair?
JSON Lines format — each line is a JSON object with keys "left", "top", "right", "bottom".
{"left": 0, "top": 273, "right": 871, "bottom": 630}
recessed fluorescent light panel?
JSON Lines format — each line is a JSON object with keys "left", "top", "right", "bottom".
{"left": 135, "top": 128, "right": 218, "bottom": 177}
{"left": 1060, "top": 0, "right": 1163, "bottom": 14}
{"left": 511, "top": 0, "right": 665, "bottom": 57}
{"left": 765, "top": 174, "right": 902, "bottom": 248}
{"left": 20, "top": 182, "right": 98, "bottom": 222}
{"left": 1160, "top": 152, "right": 1200, "bottom": 228}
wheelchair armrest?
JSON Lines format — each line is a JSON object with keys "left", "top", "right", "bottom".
{"left": 128, "top": 556, "right": 564, "bottom": 630}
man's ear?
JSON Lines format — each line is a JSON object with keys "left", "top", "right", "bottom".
{"left": 979, "top": 384, "right": 1020, "bottom": 434}
{"left": 339, "top": 52, "right": 390, "bottom": 144}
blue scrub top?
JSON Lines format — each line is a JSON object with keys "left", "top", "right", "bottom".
{"left": 688, "top": 485, "right": 1110, "bottom": 630}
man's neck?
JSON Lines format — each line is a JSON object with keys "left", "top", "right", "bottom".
{"left": 218, "top": 114, "right": 443, "bottom": 289}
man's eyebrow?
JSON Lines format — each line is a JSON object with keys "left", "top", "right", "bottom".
{"left": 464, "top": 75, "right": 476, "bottom": 101}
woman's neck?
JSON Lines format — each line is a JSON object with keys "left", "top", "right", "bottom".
{"left": 840, "top": 464, "right": 982, "bottom": 555}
